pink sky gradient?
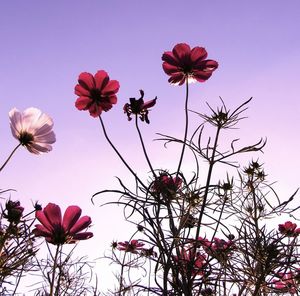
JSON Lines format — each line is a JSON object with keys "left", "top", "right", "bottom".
{"left": 0, "top": 1, "right": 300, "bottom": 292}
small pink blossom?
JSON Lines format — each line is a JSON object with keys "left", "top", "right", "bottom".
{"left": 117, "top": 240, "right": 145, "bottom": 254}
{"left": 9, "top": 107, "right": 56, "bottom": 154}
{"left": 174, "top": 244, "right": 206, "bottom": 276}
{"left": 278, "top": 221, "right": 300, "bottom": 236}
{"left": 273, "top": 272, "right": 298, "bottom": 294}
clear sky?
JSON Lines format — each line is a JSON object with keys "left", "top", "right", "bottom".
{"left": 0, "top": 0, "right": 300, "bottom": 292}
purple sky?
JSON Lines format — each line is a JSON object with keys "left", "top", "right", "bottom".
{"left": 1, "top": 1, "right": 300, "bottom": 291}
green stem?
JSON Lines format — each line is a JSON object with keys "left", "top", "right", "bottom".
{"left": 49, "top": 245, "right": 60, "bottom": 296}
{"left": 176, "top": 80, "right": 189, "bottom": 177}
{"left": 195, "top": 126, "right": 221, "bottom": 240}
{"left": 0, "top": 143, "right": 22, "bottom": 172}
{"left": 135, "top": 115, "right": 156, "bottom": 177}
{"left": 99, "top": 116, "right": 147, "bottom": 189}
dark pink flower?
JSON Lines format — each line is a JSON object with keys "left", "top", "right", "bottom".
{"left": 162, "top": 43, "right": 218, "bottom": 85}
{"left": 174, "top": 245, "right": 206, "bottom": 276}
{"left": 273, "top": 272, "right": 298, "bottom": 294}
{"left": 197, "top": 237, "right": 234, "bottom": 262}
{"left": 117, "top": 239, "right": 145, "bottom": 254}
{"left": 75, "top": 70, "right": 120, "bottom": 117}
{"left": 33, "top": 203, "right": 93, "bottom": 245}
{"left": 278, "top": 221, "right": 300, "bottom": 236}
{"left": 123, "top": 90, "right": 157, "bottom": 124}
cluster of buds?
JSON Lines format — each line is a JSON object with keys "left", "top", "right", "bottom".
{"left": 243, "top": 160, "right": 266, "bottom": 182}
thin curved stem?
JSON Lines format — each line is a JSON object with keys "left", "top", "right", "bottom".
{"left": 135, "top": 115, "right": 156, "bottom": 178}
{"left": 99, "top": 116, "right": 147, "bottom": 190}
{"left": 49, "top": 245, "right": 60, "bottom": 296}
{"left": 195, "top": 126, "right": 221, "bottom": 240}
{"left": 176, "top": 81, "right": 189, "bottom": 177}
{"left": 0, "top": 143, "right": 22, "bottom": 172}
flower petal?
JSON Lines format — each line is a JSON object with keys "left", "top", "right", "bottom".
{"left": 75, "top": 97, "right": 92, "bottom": 110}
{"left": 102, "top": 80, "right": 120, "bottom": 96}
{"left": 172, "top": 43, "right": 191, "bottom": 62}
{"left": 36, "top": 210, "right": 54, "bottom": 232}
{"left": 161, "top": 51, "right": 179, "bottom": 66}
{"left": 94, "top": 70, "right": 109, "bottom": 90}
{"left": 142, "top": 98, "right": 157, "bottom": 109}
{"left": 71, "top": 232, "right": 93, "bottom": 241}
{"left": 33, "top": 224, "right": 52, "bottom": 237}
{"left": 43, "top": 203, "right": 62, "bottom": 228}
{"left": 62, "top": 205, "right": 82, "bottom": 232}
{"left": 89, "top": 104, "right": 102, "bottom": 117}
{"left": 75, "top": 84, "right": 90, "bottom": 96}
{"left": 190, "top": 47, "right": 208, "bottom": 63}
{"left": 69, "top": 216, "right": 92, "bottom": 235}
{"left": 162, "top": 63, "right": 180, "bottom": 75}
{"left": 78, "top": 72, "right": 95, "bottom": 90}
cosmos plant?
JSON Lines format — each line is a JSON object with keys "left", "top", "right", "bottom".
{"left": 0, "top": 42, "right": 299, "bottom": 295}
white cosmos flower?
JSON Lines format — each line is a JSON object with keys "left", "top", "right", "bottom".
{"left": 9, "top": 107, "right": 56, "bottom": 154}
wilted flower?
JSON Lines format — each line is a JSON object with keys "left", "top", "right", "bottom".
{"left": 278, "top": 221, "right": 300, "bottom": 236}
{"left": 123, "top": 90, "right": 157, "bottom": 124}
{"left": 152, "top": 173, "right": 182, "bottom": 199}
{"left": 117, "top": 239, "right": 145, "bottom": 254}
{"left": 9, "top": 107, "right": 56, "bottom": 154}
{"left": 3, "top": 200, "right": 24, "bottom": 224}
{"left": 141, "top": 246, "right": 157, "bottom": 257}
{"left": 33, "top": 203, "right": 93, "bottom": 245}
{"left": 162, "top": 43, "right": 218, "bottom": 85}
{"left": 75, "top": 70, "right": 120, "bottom": 117}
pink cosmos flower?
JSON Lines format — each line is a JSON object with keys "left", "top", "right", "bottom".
{"left": 123, "top": 90, "right": 157, "bottom": 124}
{"left": 9, "top": 107, "right": 56, "bottom": 154}
{"left": 273, "top": 272, "right": 298, "bottom": 294}
{"left": 33, "top": 203, "right": 93, "bottom": 245}
{"left": 278, "top": 221, "right": 300, "bottom": 236}
{"left": 174, "top": 245, "right": 206, "bottom": 276}
{"left": 75, "top": 70, "right": 120, "bottom": 117}
{"left": 162, "top": 43, "right": 218, "bottom": 85}
{"left": 117, "top": 239, "right": 145, "bottom": 254}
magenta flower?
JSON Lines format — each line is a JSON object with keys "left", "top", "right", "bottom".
{"left": 123, "top": 90, "right": 157, "bottom": 124}
{"left": 9, "top": 107, "right": 56, "bottom": 154}
{"left": 75, "top": 70, "right": 120, "bottom": 117}
{"left": 278, "top": 221, "right": 300, "bottom": 236}
{"left": 117, "top": 239, "right": 145, "bottom": 254}
{"left": 162, "top": 43, "right": 218, "bottom": 85}
{"left": 33, "top": 203, "right": 93, "bottom": 245}
{"left": 273, "top": 272, "right": 297, "bottom": 294}
{"left": 174, "top": 245, "right": 206, "bottom": 276}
